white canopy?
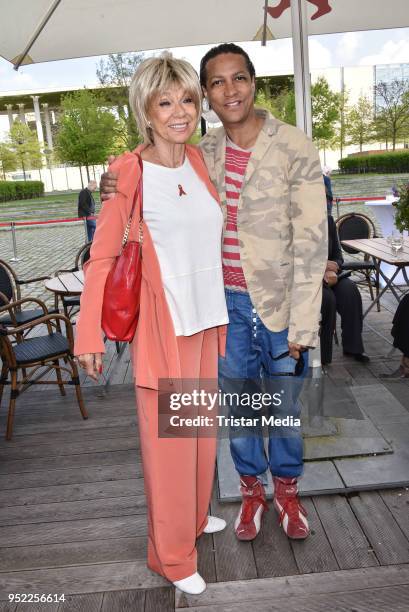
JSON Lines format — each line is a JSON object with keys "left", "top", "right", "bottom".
{"left": 1, "top": 0, "right": 408, "bottom": 68}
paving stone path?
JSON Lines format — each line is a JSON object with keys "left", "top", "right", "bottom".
{"left": 0, "top": 223, "right": 86, "bottom": 306}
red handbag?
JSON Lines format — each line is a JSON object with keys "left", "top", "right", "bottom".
{"left": 101, "top": 156, "right": 143, "bottom": 342}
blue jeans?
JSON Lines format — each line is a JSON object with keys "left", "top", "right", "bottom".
{"left": 86, "top": 219, "right": 96, "bottom": 242}
{"left": 219, "top": 290, "right": 308, "bottom": 479}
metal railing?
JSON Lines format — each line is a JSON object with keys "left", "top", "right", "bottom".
{"left": 0, "top": 215, "right": 97, "bottom": 262}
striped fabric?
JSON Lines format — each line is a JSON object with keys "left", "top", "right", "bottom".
{"left": 223, "top": 141, "right": 252, "bottom": 291}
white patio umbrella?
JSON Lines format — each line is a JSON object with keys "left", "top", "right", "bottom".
{"left": 0, "top": 0, "right": 408, "bottom": 134}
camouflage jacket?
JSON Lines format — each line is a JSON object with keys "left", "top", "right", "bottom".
{"left": 199, "top": 109, "right": 328, "bottom": 348}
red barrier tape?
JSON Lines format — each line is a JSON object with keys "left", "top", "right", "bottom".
{"left": 336, "top": 196, "right": 386, "bottom": 202}
{"left": 0, "top": 215, "right": 97, "bottom": 228}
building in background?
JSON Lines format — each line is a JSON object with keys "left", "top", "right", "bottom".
{"left": 1, "top": 62, "right": 408, "bottom": 189}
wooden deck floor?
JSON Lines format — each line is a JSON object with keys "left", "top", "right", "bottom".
{"left": 1, "top": 289, "right": 409, "bottom": 611}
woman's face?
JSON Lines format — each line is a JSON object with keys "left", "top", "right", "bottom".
{"left": 147, "top": 83, "right": 198, "bottom": 146}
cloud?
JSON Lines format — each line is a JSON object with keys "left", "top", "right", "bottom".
{"left": 246, "top": 40, "right": 294, "bottom": 76}
{"left": 309, "top": 39, "right": 333, "bottom": 69}
{"left": 335, "top": 32, "right": 362, "bottom": 64}
{"left": 0, "top": 59, "right": 41, "bottom": 92}
{"left": 359, "top": 38, "right": 409, "bottom": 66}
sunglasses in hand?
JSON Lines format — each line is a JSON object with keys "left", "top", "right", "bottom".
{"left": 269, "top": 349, "right": 307, "bottom": 377}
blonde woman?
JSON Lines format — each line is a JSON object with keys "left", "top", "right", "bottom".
{"left": 74, "top": 53, "right": 228, "bottom": 595}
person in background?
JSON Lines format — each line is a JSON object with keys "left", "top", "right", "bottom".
{"left": 78, "top": 180, "right": 97, "bottom": 241}
{"left": 321, "top": 215, "right": 369, "bottom": 365}
{"left": 388, "top": 293, "right": 409, "bottom": 378}
{"left": 323, "top": 165, "right": 333, "bottom": 215}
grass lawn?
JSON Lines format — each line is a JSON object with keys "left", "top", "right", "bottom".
{"left": 0, "top": 192, "right": 101, "bottom": 224}
{"left": 1, "top": 171, "right": 409, "bottom": 223}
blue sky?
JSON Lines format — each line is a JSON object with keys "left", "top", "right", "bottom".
{"left": 1, "top": 28, "right": 409, "bottom": 93}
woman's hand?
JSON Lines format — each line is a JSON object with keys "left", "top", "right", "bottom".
{"left": 77, "top": 353, "right": 103, "bottom": 380}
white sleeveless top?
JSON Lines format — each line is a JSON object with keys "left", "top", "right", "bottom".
{"left": 142, "top": 157, "right": 228, "bottom": 336}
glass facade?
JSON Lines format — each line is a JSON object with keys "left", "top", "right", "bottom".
{"left": 374, "top": 63, "right": 409, "bottom": 111}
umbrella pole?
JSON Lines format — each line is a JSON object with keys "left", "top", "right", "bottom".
{"left": 13, "top": 0, "right": 62, "bottom": 70}
{"left": 290, "top": 0, "right": 312, "bottom": 137}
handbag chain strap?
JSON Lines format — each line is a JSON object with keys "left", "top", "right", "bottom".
{"left": 121, "top": 155, "right": 144, "bottom": 249}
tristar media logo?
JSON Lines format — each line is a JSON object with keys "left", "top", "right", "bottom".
{"left": 267, "top": 0, "right": 333, "bottom": 21}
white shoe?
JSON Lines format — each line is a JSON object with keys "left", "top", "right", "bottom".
{"left": 203, "top": 515, "right": 227, "bottom": 534}
{"left": 173, "top": 572, "right": 206, "bottom": 594}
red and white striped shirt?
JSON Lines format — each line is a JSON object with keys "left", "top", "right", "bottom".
{"left": 223, "top": 139, "right": 252, "bottom": 291}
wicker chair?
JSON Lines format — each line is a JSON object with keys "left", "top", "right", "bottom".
{"left": 336, "top": 212, "right": 380, "bottom": 311}
{"left": 0, "top": 260, "right": 56, "bottom": 332}
{"left": 0, "top": 301, "right": 87, "bottom": 440}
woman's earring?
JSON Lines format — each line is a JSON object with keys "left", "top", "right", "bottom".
{"left": 147, "top": 120, "right": 152, "bottom": 128}
{"left": 202, "top": 97, "right": 210, "bottom": 113}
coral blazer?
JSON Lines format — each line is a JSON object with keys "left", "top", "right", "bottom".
{"left": 74, "top": 143, "right": 227, "bottom": 390}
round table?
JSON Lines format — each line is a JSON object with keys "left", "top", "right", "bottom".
{"left": 365, "top": 198, "right": 407, "bottom": 286}
{"left": 45, "top": 271, "right": 84, "bottom": 297}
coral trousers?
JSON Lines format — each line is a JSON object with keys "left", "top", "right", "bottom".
{"left": 135, "top": 327, "right": 218, "bottom": 582}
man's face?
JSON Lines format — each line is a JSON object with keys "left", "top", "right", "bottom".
{"left": 203, "top": 53, "right": 255, "bottom": 128}
{"left": 88, "top": 181, "right": 97, "bottom": 191}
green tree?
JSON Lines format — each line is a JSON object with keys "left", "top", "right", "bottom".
{"left": 311, "top": 77, "right": 341, "bottom": 146}
{"left": 373, "top": 109, "right": 392, "bottom": 150}
{"left": 346, "top": 95, "right": 375, "bottom": 152}
{"left": 256, "top": 76, "right": 341, "bottom": 151}
{"left": 255, "top": 89, "right": 296, "bottom": 126}
{"left": 0, "top": 143, "right": 18, "bottom": 179}
{"left": 55, "top": 89, "right": 118, "bottom": 182}
{"left": 374, "top": 79, "right": 409, "bottom": 150}
{"left": 282, "top": 89, "right": 296, "bottom": 127}
{"left": 8, "top": 121, "right": 43, "bottom": 181}
{"left": 334, "top": 87, "right": 350, "bottom": 159}
{"left": 256, "top": 75, "right": 294, "bottom": 100}
{"left": 96, "top": 52, "right": 143, "bottom": 150}
{"left": 255, "top": 75, "right": 295, "bottom": 126}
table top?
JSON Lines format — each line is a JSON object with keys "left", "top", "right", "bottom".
{"left": 341, "top": 237, "right": 409, "bottom": 265}
{"left": 365, "top": 197, "right": 398, "bottom": 206}
{"left": 45, "top": 270, "right": 84, "bottom": 295}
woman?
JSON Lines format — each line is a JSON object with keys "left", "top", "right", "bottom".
{"left": 321, "top": 215, "right": 369, "bottom": 365}
{"left": 74, "top": 53, "right": 228, "bottom": 595}
{"left": 389, "top": 293, "right": 409, "bottom": 377}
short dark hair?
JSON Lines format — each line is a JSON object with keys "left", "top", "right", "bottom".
{"left": 200, "top": 43, "right": 256, "bottom": 87}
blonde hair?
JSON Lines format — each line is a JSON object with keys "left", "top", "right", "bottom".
{"left": 129, "top": 52, "right": 202, "bottom": 144}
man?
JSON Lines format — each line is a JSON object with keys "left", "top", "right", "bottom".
{"left": 322, "top": 165, "right": 333, "bottom": 215}
{"left": 78, "top": 180, "right": 97, "bottom": 241}
{"left": 101, "top": 44, "right": 327, "bottom": 543}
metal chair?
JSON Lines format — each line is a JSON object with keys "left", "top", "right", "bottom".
{"left": 336, "top": 212, "right": 380, "bottom": 311}
{"left": 0, "top": 260, "right": 56, "bottom": 331}
{"left": 53, "top": 242, "right": 91, "bottom": 320}
{"left": 53, "top": 243, "right": 121, "bottom": 354}
{"left": 0, "top": 301, "right": 88, "bottom": 440}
